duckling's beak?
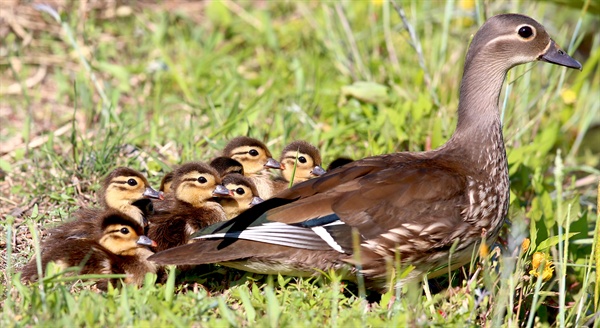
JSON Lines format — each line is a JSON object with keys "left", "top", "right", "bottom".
{"left": 250, "top": 196, "right": 264, "bottom": 206}
{"left": 539, "top": 40, "right": 582, "bottom": 70}
{"left": 264, "top": 158, "right": 284, "bottom": 170}
{"left": 143, "top": 187, "right": 164, "bottom": 200}
{"left": 212, "top": 184, "right": 232, "bottom": 197}
{"left": 137, "top": 235, "right": 157, "bottom": 247}
{"left": 310, "top": 165, "right": 327, "bottom": 176}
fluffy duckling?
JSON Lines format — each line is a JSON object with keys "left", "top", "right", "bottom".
{"left": 218, "top": 173, "right": 264, "bottom": 219}
{"left": 22, "top": 211, "right": 158, "bottom": 290}
{"left": 147, "top": 162, "right": 231, "bottom": 251}
{"left": 44, "top": 167, "right": 162, "bottom": 246}
{"left": 222, "top": 136, "right": 283, "bottom": 199}
{"left": 160, "top": 171, "right": 175, "bottom": 194}
{"left": 209, "top": 157, "right": 245, "bottom": 177}
{"left": 273, "top": 141, "right": 326, "bottom": 194}
{"left": 326, "top": 157, "right": 354, "bottom": 171}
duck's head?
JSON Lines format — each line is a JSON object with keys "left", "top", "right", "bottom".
{"left": 222, "top": 173, "right": 263, "bottom": 210}
{"left": 159, "top": 171, "right": 175, "bottom": 194}
{"left": 209, "top": 157, "right": 245, "bottom": 177}
{"left": 222, "top": 137, "right": 283, "bottom": 176}
{"left": 171, "top": 162, "right": 232, "bottom": 207}
{"left": 465, "top": 14, "right": 581, "bottom": 72}
{"left": 280, "top": 141, "right": 326, "bottom": 183}
{"left": 98, "top": 211, "right": 157, "bottom": 256}
{"left": 99, "top": 168, "right": 163, "bottom": 220}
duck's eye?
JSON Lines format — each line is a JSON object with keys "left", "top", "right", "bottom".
{"left": 248, "top": 149, "right": 259, "bottom": 157}
{"left": 518, "top": 26, "right": 533, "bottom": 39}
{"left": 298, "top": 156, "right": 307, "bottom": 164}
{"left": 120, "top": 228, "right": 130, "bottom": 234}
{"left": 235, "top": 188, "right": 245, "bottom": 195}
{"left": 127, "top": 179, "right": 138, "bottom": 186}
{"left": 198, "top": 176, "right": 207, "bottom": 184}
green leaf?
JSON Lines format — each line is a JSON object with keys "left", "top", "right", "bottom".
{"left": 536, "top": 233, "right": 579, "bottom": 251}
{"left": 339, "top": 81, "right": 389, "bottom": 105}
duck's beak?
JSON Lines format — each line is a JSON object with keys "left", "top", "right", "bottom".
{"left": 539, "top": 40, "right": 582, "bottom": 70}
{"left": 264, "top": 158, "right": 284, "bottom": 170}
{"left": 310, "top": 165, "right": 327, "bottom": 176}
{"left": 143, "top": 187, "right": 164, "bottom": 200}
{"left": 250, "top": 196, "right": 264, "bottom": 206}
{"left": 137, "top": 235, "right": 157, "bottom": 247}
{"left": 212, "top": 184, "right": 232, "bottom": 196}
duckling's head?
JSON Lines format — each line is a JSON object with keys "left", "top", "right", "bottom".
{"left": 99, "top": 168, "right": 163, "bottom": 224}
{"left": 171, "top": 162, "right": 232, "bottom": 207}
{"left": 221, "top": 173, "right": 263, "bottom": 215}
{"left": 160, "top": 171, "right": 175, "bottom": 194}
{"left": 465, "top": 14, "right": 581, "bottom": 72}
{"left": 98, "top": 211, "right": 156, "bottom": 256}
{"left": 222, "top": 137, "right": 283, "bottom": 176}
{"left": 280, "top": 141, "right": 326, "bottom": 183}
{"left": 209, "top": 157, "right": 245, "bottom": 177}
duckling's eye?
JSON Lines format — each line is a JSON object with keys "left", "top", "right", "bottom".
{"left": 248, "top": 149, "right": 259, "bottom": 157}
{"left": 127, "top": 179, "right": 138, "bottom": 186}
{"left": 518, "top": 26, "right": 533, "bottom": 39}
{"left": 235, "top": 188, "right": 245, "bottom": 195}
{"left": 298, "top": 156, "right": 307, "bottom": 164}
{"left": 198, "top": 176, "right": 208, "bottom": 184}
{"left": 120, "top": 227, "right": 130, "bottom": 234}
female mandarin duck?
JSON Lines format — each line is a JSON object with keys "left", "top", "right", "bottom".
{"left": 149, "top": 14, "right": 581, "bottom": 290}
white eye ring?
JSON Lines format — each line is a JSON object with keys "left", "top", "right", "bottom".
{"left": 516, "top": 25, "right": 535, "bottom": 40}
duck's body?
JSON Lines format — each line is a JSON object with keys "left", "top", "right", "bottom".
{"left": 22, "top": 211, "right": 158, "bottom": 289}
{"left": 149, "top": 14, "right": 581, "bottom": 290}
{"left": 44, "top": 168, "right": 162, "bottom": 247}
{"left": 147, "top": 162, "right": 230, "bottom": 252}
{"left": 218, "top": 173, "right": 263, "bottom": 219}
{"left": 273, "top": 141, "right": 326, "bottom": 194}
{"left": 221, "top": 137, "right": 283, "bottom": 199}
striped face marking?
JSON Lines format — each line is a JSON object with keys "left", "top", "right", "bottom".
{"left": 229, "top": 146, "right": 271, "bottom": 175}
{"left": 175, "top": 171, "right": 220, "bottom": 207}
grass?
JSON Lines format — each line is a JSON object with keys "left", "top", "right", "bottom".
{"left": 1, "top": 0, "right": 598, "bottom": 326}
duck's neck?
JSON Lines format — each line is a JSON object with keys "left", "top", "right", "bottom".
{"left": 446, "top": 54, "right": 509, "bottom": 165}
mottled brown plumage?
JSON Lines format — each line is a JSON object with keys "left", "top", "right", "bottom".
{"left": 147, "top": 162, "right": 230, "bottom": 251}
{"left": 209, "top": 157, "right": 245, "bottom": 177}
{"left": 149, "top": 14, "right": 582, "bottom": 290}
{"left": 221, "top": 136, "right": 283, "bottom": 199}
{"left": 22, "top": 211, "right": 158, "bottom": 290}
{"left": 273, "top": 141, "right": 326, "bottom": 194}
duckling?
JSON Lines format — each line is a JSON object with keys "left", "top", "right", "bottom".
{"left": 147, "top": 162, "right": 231, "bottom": 251}
{"left": 209, "top": 157, "right": 245, "bottom": 177}
{"left": 222, "top": 136, "right": 283, "bottom": 199}
{"left": 160, "top": 171, "right": 175, "bottom": 194}
{"left": 218, "top": 173, "right": 264, "bottom": 219}
{"left": 273, "top": 141, "right": 326, "bottom": 194}
{"left": 44, "top": 167, "right": 163, "bottom": 246}
{"left": 326, "top": 157, "right": 354, "bottom": 171}
{"left": 22, "top": 211, "right": 158, "bottom": 290}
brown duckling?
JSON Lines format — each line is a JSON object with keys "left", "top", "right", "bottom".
{"left": 273, "top": 141, "right": 326, "bottom": 194}
{"left": 160, "top": 171, "right": 175, "bottom": 194}
{"left": 218, "top": 173, "right": 264, "bottom": 219}
{"left": 209, "top": 157, "right": 245, "bottom": 177}
{"left": 222, "top": 136, "right": 283, "bottom": 200}
{"left": 147, "top": 162, "right": 231, "bottom": 251}
{"left": 22, "top": 211, "right": 158, "bottom": 290}
{"left": 326, "top": 157, "right": 354, "bottom": 171}
{"left": 44, "top": 167, "right": 163, "bottom": 246}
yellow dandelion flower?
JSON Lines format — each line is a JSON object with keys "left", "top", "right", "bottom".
{"left": 371, "top": 0, "right": 384, "bottom": 6}
{"left": 479, "top": 242, "right": 489, "bottom": 257}
{"left": 521, "top": 238, "right": 530, "bottom": 253}
{"left": 541, "top": 261, "right": 554, "bottom": 282}
{"left": 561, "top": 89, "right": 577, "bottom": 105}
